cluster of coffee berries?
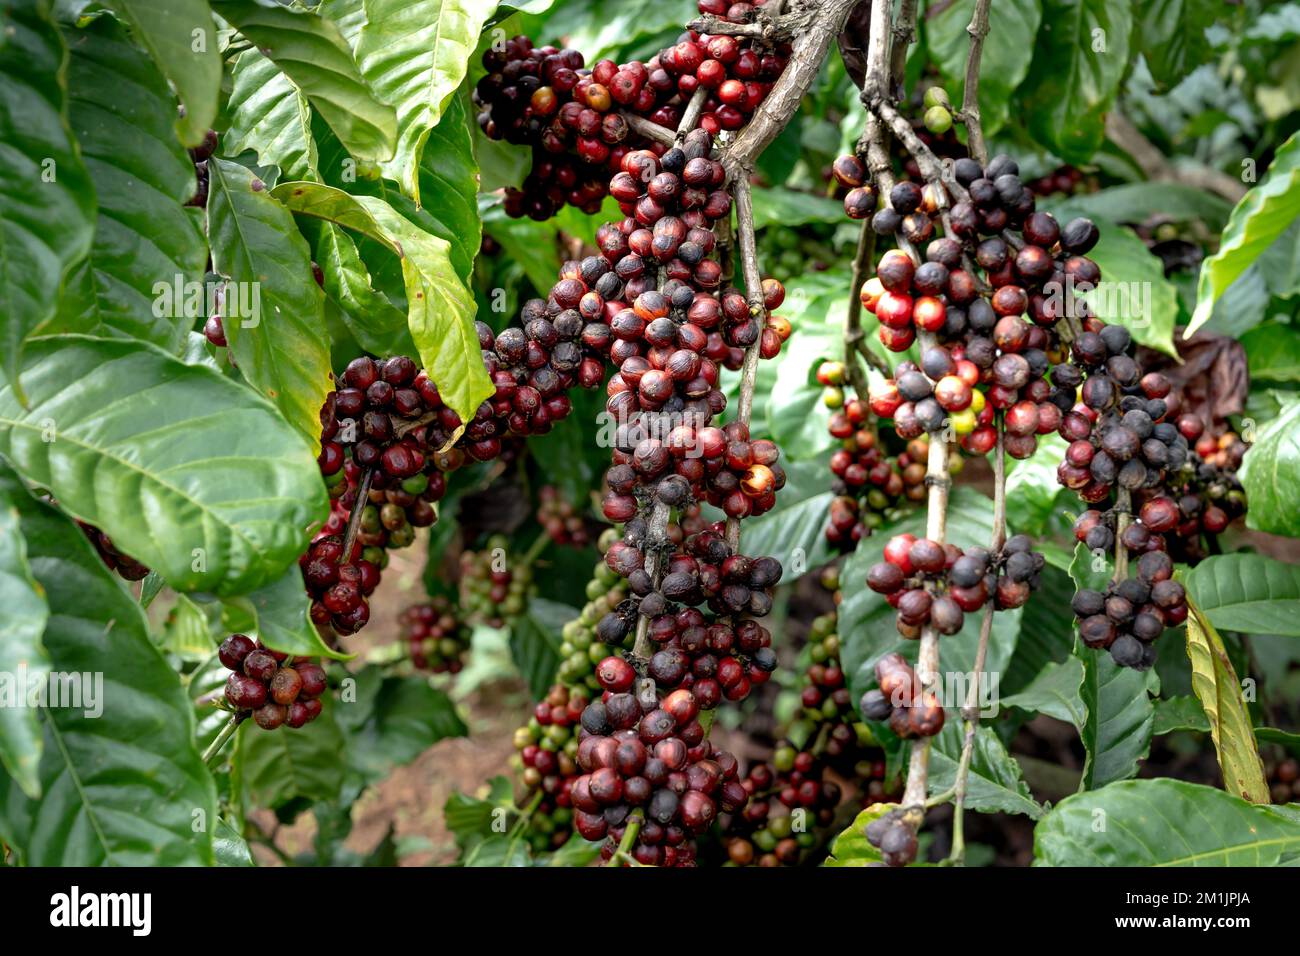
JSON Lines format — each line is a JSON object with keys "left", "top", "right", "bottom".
{"left": 573, "top": 686, "right": 747, "bottom": 866}
{"left": 318, "top": 459, "right": 443, "bottom": 553}
{"left": 219, "top": 634, "right": 327, "bottom": 730}
{"left": 858, "top": 652, "right": 944, "bottom": 740}
{"left": 512, "top": 683, "right": 588, "bottom": 851}
{"left": 864, "top": 806, "right": 920, "bottom": 866}
{"left": 1072, "top": 549, "right": 1184, "bottom": 670}
{"left": 537, "top": 485, "right": 594, "bottom": 547}
{"left": 459, "top": 536, "right": 534, "bottom": 628}
{"left": 300, "top": 533, "right": 379, "bottom": 635}
{"left": 720, "top": 747, "right": 844, "bottom": 866}
{"left": 400, "top": 598, "right": 472, "bottom": 673}
{"left": 1055, "top": 328, "right": 1188, "bottom": 501}
{"left": 474, "top": 5, "right": 790, "bottom": 219}
{"left": 1162, "top": 421, "right": 1248, "bottom": 561}
{"left": 866, "top": 533, "right": 1043, "bottom": 639}
{"left": 78, "top": 521, "right": 149, "bottom": 582}
{"left": 798, "top": 611, "right": 856, "bottom": 737}
{"left": 1027, "top": 164, "right": 1088, "bottom": 198}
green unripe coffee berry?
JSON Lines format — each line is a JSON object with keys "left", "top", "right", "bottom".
{"left": 924, "top": 105, "right": 952, "bottom": 134}
{"left": 923, "top": 86, "right": 951, "bottom": 110}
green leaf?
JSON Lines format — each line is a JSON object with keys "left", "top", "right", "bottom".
{"left": 1004, "top": 563, "right": 1079, "bottom": 692}
{"left": 214, "top": 816, "right": 254, "bottom": 866}
{"left": 445, "top": 774, "right": 514, "bottom": 850}
{"left": 926, "top": 0, "right": 1042, "bottom": 136}
{"left": 0, "top": 465, "right": 216, "bottom": 865}
{"left": 206, "top": 158, "right": 334, "bottom": 449}
{"left": 1240, "top": 322, "right": 1300, "bottom": 384}
{"left": 509, "top": 599, "right": 571, "bottom": 699}
{"left": 1034, "top": 778, "right": 1300, "bottom": 865}
{"left": 1151, "top": 694, "right": 1210, "bottom": 735}
{"left": 928, "top": 721, "right": 1044, "bottom": 819}
{"left": 1184, "top": 596, "right": 1269, "bottom": 803}
{"left": 336, "top": 668, "right": 466, "bottom": 782}
{"left": 1183, "top": 553, "right": 1300, "bottom": 637}
{"left": 223, "top": 567, "right": 350, "bottom": 660}
{"left": 1078, "top": 220, "right": 1178, "bottom": 355}
{"left": 271, "top": 181, "right": 492, "bottom": 427}
{"left": 0, "top": 335, "right": 327, "bottom": 596}
{"left": 0, "top": 473, "right": 50, "bottom": 798}
{"left": 1005, "top": 433, "right": 1071, "bottom": 538}
{"left": 102, "top": 0, "right": 221, "bottom": 147}
{"left": 1044, "top": 182, "right": 1232, "bottom": 231}
{"left": 158, "top": 593, "right": 219, "bottom": 661}
{"left": 1021, "top": 0, "right": 1133, "bottom": 163}
{"left": 0, "top": 0, "right": 96, "bottom": 399}
{"left": 750, "top": 187, "right": 847, "bottom": 229}
{"left": 64, "top": 15, "right": 206, "bottom": 352}
{"left": 1189, "top": 132, "right": 1300, "bottom": 336}
{"left": 731, "top": 487, "right": 837, "bottom": 583}
{"left": 1239, "top": 395, "right": 1300, "bottom": 538}
{"left": 355, "top": 0, "right": 500, "bottom": 202}
{"left": 315, "top": 223, "right": 413, "bottom": 356}
{"left": 1074, "top": 641, "right": 1158, "bottom": 789}
{"left": 236, "top": 702, "right": 345, "bottom": 808}
{"left": 481, "top": 196, "right": 561, "bottom": 292}
{"left": 1003, "top": 658, "right": 1087, "bottom": 728}
{"left": 212, "top": 0, "right": 396, "bottom": 164}
{"left": 225, "top": 47, "right": 320, "bottom": 182}
{"left": 1135, "top": 0, "right": 1217, "bottom": 89}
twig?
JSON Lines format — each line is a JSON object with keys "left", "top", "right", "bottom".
{"left": 724, "top": 0, "right": 862, "bottom": 173}
{"left": 676, "top": 88, "right": 709, "bottom": 144}
{"left": 888, "top": 0, "right": 918, "bottom": 94}
{"left": 958, "top": 0, "right": 992, "bottom": 165}
{"left": 621, "top": 112, "right": 676, "bottom": 147}
{"left": 948, "top": 418, "right": 1005, "bottom": 864}
{"left": 1104, "top": 112, "right": 1247, "bottom": 203}
{"left": 844, "top": 221, "right": 891, "bottom": 389}
{"left": 202, "top": 713, "right": 245, "bottom": 767}
{"left": 724, "top": 176, "right": 767, "bottom": 553}
{"left": 341, "top": 466, "right": 374, "bottom": 561}
{"left": 1113, "top": 487, "right": 1132, "bottom": 583}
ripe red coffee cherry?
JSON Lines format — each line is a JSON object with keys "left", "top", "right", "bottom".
{"left": 270, "top": 667, "right": 303, "bottom": 705}
{"left": 219, "top": 634, "right": 257, "bottom": 671}
{"left": 908, "top": 538, "right": 946, "bottom": 575}
{"left": 884, "top": 534, "right": 916, "bottom": 572}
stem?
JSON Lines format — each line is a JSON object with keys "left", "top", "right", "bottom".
{"left": 844, "top": 221, "right": 891, "bottom": 389}
{"left": 203, "top": 713, "right": 244, "bottom": 767}
{"left": 724, "top": 176, "right": 766, "bottom": 553}
{"left": 676, "top": 87, "right": 709, "bottom": 143}
{"left": 341, "top": 466, "right": 374, "bottom": 561}
{"left": 724, "top": 0, "right": 862, "bottom": 172}
{"left": 1113, "top": 487, "right": 1132, "bottom": 583}
{"left": 621, "top": 113, "right": 676, "bottom": 147}
{"left": 888, "top": 0, "right": 918, "bottom": 93}
{"left": 959, "top": 0, "right": 992, "bottom": 164}
{"left": 610, "top": 811, "right": 646, "bottom": 867}
{"left": 949, "top": 419, "right": 1005, "bottom": 864}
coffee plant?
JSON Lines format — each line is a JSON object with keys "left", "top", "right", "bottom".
{"left": 0, "top": 0, "right": 1297, "bottom": 881}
